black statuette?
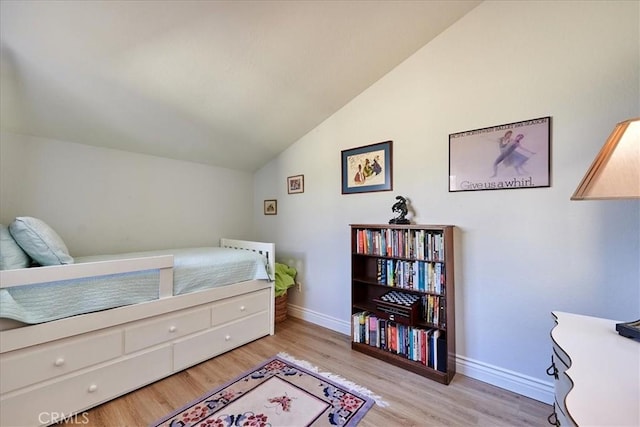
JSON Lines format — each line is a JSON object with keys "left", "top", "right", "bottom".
{"left": 389, "top": 195, "right": 411, "bottom": 224}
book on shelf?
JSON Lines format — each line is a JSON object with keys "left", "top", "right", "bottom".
{"left": 368, "top": 314, "right": 378, "bottom": 347}
{"left": 352, "top": 312, "right": 360, "bottom": 343}
{"left": 431, "top": 329, "right": 440, "bottom": 371}
{"left": 436, "top": 334, "right": 447, "bottom": 373}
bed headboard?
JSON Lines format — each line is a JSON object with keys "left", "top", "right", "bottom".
{"left": 220, "top": 238, "right": 275, "bottom": 281}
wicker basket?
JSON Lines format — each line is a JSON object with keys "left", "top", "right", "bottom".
{"left": 275, "top": 292, "right": 288, "bottom": 323}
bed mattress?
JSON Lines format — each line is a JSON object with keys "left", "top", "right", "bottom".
{"left": 0, "top": 247, "right": 269, "bottom": 325}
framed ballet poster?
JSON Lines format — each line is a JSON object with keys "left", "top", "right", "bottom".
{"left": 449, "top": 117, "right": 551, "bottom": 192}
{"left": 341, "top": 140, "right": 393, "bottom": 194}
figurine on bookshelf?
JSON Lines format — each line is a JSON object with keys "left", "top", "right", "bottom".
{"left": 389, "top": 195, "right": 411, "bottom": 224}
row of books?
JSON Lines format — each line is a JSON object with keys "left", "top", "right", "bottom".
{"left": 352, "top": 311, "right": 447, "bottom": 372}
{"left": 354, "top": 228, "right": 445, "bottom": 261}
{"left": 424, "top": 294, "right": 445, "bottom": 326}
{"left": 376, "top": 259, "right": 445, "bottom": 294}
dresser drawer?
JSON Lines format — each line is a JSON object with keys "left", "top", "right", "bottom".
{"left": 555, "top": 371, "right": 573, "bottom": 419}
{"left": 174, "top": 311, "right": 270, "bottom": 371}
{"left": 0, "top": 346, "right": 171, "bottom": 427}
{"left": 211, "top": 289, "right": 270, "bottom": 326}
{"left": 552, "top": 343, "right": 570, "bottom": 370}
{"left": 0, "top": 329, "right": 122, "bottom": 394}
{"left": 554, "top": 398, "right": 575, "bottom": 427}
{"left": 552, "top": 345, "right": 573, "bottom": 419}
{"left": 124, "top": 306, "right": 209, "bottom": 353}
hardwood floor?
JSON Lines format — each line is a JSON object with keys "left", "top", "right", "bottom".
{"left": 66, "top": 318, "right": 552, "bottom": 426}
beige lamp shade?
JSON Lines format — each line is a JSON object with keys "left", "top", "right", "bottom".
{"left": 571, "top": 118, "right": 640, "bottom": 200}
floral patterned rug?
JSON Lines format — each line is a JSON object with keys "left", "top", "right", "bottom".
{"left": 151, "top": 355, "right": 378, "bottom": 427}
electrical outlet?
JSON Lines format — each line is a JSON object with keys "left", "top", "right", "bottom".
{"left": 296, "top": 281, "right": 302, "bottom": 292}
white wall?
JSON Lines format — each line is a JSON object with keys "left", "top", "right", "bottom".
{"left": 0, "top": 132, "right": 256, "bottom": 256}
{"left": 255, "top": 0, "right": 640, "bottom": 402}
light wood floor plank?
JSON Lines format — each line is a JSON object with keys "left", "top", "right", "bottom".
{"left": 62, "top": 318, "right": 552, "bottom": 426}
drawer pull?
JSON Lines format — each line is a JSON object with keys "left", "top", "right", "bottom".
{"left": 225, "top": 335, "right": 231, "bottom": 341}
{"left": 88, "top": 384, "right": 98, "bottom": 393}
{"left": 240, "top": 305, "right": 246, "bottom": 311}
{"left": 169, "top": 326, "right": 177, "bottom": 333}
{"left": 546, "top": 356, "right": 558, "bottom": 380}
{"left": 54, "top": 358, "right": 65, "bottom": 367}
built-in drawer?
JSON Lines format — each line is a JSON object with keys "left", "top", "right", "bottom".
{"left": 0, "top": 329, "right": 122, "bottom": 394}
{"left": 124, "top": 306, "right": 209, "bottom": 353}
{"left": 174, "top": 311, "right": 270, "bottom": 371}
{"left": 211, "top": 289, "right": 270, "bottom": 326}
{"left": 0, "top": 346, "right": 171, "bottom": 427}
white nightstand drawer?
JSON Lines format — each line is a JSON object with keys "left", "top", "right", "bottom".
{"left": 174, "top": 311, "right": 270, "bottom": 371}
{"left": 0, "top": 346, "right": 171, "bottom": 427}
{"left": 552, "top": 343, "right": 570, "bottom": 371}
{"left": 124, "top": 306, "right": 209, "bottom": 353}
{"left": 554, "top": 398, "right": 576, "bottom": 427}
{"left": 0, "top": 329, "right": 122, "bottom": 394}
{"left": 211, "top": 289, "right": 270, "bottom": 326}
{"left": 555, "top": 371, "right": 573, "bottom": 421}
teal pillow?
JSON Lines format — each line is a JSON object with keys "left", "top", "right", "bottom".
{"left": 9, "top": 217, "right": 74, "bottom": 266}
{"left": 0, "top": 224, "right": 31, "bottom": 270}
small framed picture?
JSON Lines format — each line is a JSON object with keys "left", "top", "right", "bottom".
{"left": 264, "top": 199, "right": 277, "bottom": 215}
{"left": 287, "top": 174, "right": 304, "bottom": 194}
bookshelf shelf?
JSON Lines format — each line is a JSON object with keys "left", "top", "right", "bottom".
{"left": 350, "top": 224, "right": 456, "bottom": 385}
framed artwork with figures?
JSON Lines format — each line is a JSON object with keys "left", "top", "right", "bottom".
{"left": 341, "top": 141, "right": 393, "bottom": 194}
{"left": 287, "top": 175, "right": 304, "bottom": 194}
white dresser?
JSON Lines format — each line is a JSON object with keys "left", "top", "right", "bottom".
{"left": 549, "top": 311, "right": 640, "bottom": 426}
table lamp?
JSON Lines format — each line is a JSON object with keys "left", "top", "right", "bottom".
{"left": 571, "top": 117, "right": 639, "bottom": 341}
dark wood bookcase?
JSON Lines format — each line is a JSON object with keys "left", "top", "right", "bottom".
{"left": 350, "top": 224, "right": 456, "bottom": 385}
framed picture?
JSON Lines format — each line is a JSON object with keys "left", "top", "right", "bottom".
{"left": 341, "top": 140, "right": 393, "bottom": 194}
{"left": 264, "top": 199, "right": 277, "bottom": 215}
{"left": 449, "top": 116, "right": 551, "bottom": 192}
{"left": 287, "top": 175, "right": 304, "bottom": 194}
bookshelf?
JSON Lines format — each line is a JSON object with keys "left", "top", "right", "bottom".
{"left": 350, "top": 224, "right": 456, "bottom": 385}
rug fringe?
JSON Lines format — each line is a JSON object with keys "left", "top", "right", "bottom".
{"left": 277, "top": 352, "right": 389, "bottom": 408}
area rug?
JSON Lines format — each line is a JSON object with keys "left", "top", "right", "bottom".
{"left": 151, "top": 353, "right": 384, "bottom": 427}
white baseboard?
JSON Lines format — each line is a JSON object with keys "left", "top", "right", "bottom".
{"left": 456, "top": 355, "right": 554, "bottom": 404}
{"left": 287, "top": 304, "right": 554, "bottom": 405}
{"left": 287, "top": 303, "right": 351, "bottom": 335}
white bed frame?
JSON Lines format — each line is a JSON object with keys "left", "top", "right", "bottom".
{"left": 0, "top": 238, "right": 275, "bottom": 426}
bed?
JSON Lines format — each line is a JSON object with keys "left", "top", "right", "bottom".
{"left": 0, "top": 218, "right": 275, "bottom": 427}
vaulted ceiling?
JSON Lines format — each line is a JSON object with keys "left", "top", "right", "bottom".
{"left": 0, "top": 0, "right": 480, "bottom": 171}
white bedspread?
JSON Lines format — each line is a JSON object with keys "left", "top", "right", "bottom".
{"left": 0, "top": 247, "right": 269, "bottom": 325}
